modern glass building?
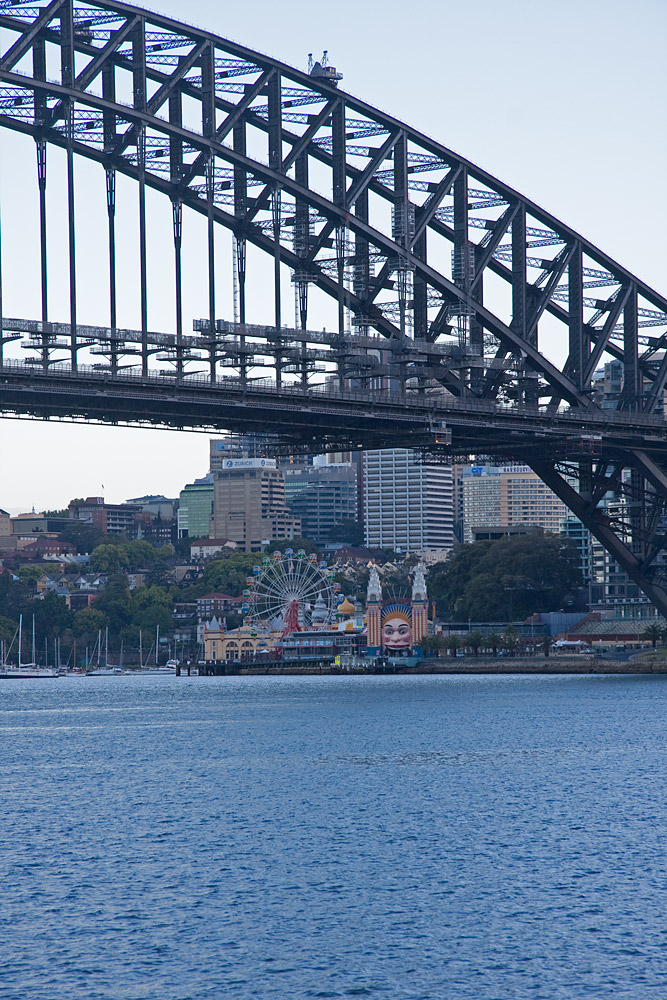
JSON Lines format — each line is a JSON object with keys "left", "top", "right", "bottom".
{"left": 177, "top": 476, "right": 214, "bottom": 539}
{"left": 285, "top": 463, "right": 358, "bottom": 545}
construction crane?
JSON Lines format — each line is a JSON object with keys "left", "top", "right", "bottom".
{"left": 307, "top": 51, "right": 343, "bottom": 85}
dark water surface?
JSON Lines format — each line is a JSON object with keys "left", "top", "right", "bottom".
{"left": 1, "top": 673, "right": 667, "bottom": 999}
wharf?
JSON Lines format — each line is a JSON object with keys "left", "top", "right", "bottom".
{"left": 208, "top": 656, "right": 667, "bottom": 676}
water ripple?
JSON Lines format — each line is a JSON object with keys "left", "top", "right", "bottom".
{"left": 1, "top": 673, "right": 667, "bottom": 999}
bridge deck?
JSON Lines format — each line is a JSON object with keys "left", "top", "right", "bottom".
{"left": 1, "top": 358, "right": 665, "bottom": 461}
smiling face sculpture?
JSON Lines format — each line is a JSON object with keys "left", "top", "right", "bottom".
{"left": 381, "top": 603, "right": 412, "bottom": 651}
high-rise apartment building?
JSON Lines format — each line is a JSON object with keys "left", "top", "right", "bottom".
{"left": 210, "top": 458, "right": 300, "bottom": 551}
{"left": 362, "top": 449, "right": 454, "bottom": 557}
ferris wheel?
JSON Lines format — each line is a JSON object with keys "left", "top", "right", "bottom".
{"left": 243, "top": 549, "right": 339, "bottom": 631}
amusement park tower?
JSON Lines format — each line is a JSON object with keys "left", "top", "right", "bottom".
{"left": 365, "top": 563, "right": 429, "bottom": 655}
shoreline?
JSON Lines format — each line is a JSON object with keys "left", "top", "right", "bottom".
{"left": 231, "top": 656, "right": 667, "bottom": 676}
{"left": 14, "top": 657, "right": 667, "bottom": 678}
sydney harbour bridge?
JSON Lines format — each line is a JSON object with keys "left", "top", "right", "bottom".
{"left": 1, "top": 0, "right": 667, "bottom": 610}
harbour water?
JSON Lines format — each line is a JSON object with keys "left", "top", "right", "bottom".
{"left": 1, "top": 673, "right": 666, "bottom": 999}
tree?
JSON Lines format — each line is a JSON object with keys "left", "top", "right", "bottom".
{"left": 0, "top": 615, "right": 17, "bottom": 643}
{"left": 134, "top": 603, "right": 172, "bottom": 633}
{"left": 467, "top": 630, "right": 484, "bottom": 655}
{"left": 485, "top": 631, "right": 502, "bottom": 657}
{"left": 200, "top": 552, "right": 261, "bottom": 596}
{"left": 416, "top": 635, "right": 447, "bottom": 658}
{"left": 92, "top": 573, "right": 133, "bottom": 632}
{"left": 429, "top": 533, "right": 581, "bottom": 622}
{"left": 445, "top": 635, "right": 462, "bottom": 657}
{"left": 124, "top": 539, "right": 159, "bottom": 571}
{"left": 501, "top": 626, "right": 520, "bottom": 655}
{"left": 128, "top": 585, "right": 174, "bottom": 634}
{"left": 130, "top": 584, "right": 173, "bottom": 614}
{"left": 643, "top": 623, "right": 662, "bottom": 649}
{"left": 434, "top": 635, "right": 448, "bottom": 658}
{"left": 73, "top": 607, "right": 108, "bottom": 639}
{"left": 33, "top": 592, "right": 72, "bottom": 638}
{"left": 540, "top": 635, "right": 553, "bottom": 657}
{"left": 59, "top": 521, "right": 108, "bottom": 553}
{"left": 90, "top": 544, "right": 129, "bottom": 574}
{"left": 0, "top": 571, "right": 30, "bottom": 619}
{"left": 327, "top": 520, "right": 364, "bottom": 547}
{"left": 17, "top": 564, "right": 44, "bottom": 588}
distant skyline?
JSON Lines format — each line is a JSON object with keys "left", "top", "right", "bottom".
{"left": 1, "top": 0, "right": 665, "bottom": 513}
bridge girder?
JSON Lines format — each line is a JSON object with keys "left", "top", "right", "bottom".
{"left": 2, "top": 0, "right": 667, "bottom": 612}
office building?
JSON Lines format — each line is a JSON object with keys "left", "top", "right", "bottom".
{"left": 209, "top": 434, "right": 274, "bottom": 471}
{"left": 210, "top": 434, "right": 313, "bottom": 473}
{"left": 285, "top": 462, "right": 358, "bottom": 545}
{"left": 362, "top": 449, "right": 454, "bottom": 557}
{"left": 210, "top": 458, "right": 301, "bottom": 551}
{"left": 125, "top": 495, "right": 179, "bottom": 519}
{"left": 177, "top": 476, "right": 214, "bottom": 539}
{"left": 460, "top": 464, "right": 569, "bottom": 543}
{"left": 68, "top": 497, "right": 142, "bottom": 536}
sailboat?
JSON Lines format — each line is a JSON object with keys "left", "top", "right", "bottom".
{"left": 0, "top": 615, "right": 59, "bottom": 678}
{"left": 87, "top": 628, "right": 118, "bottom": 675}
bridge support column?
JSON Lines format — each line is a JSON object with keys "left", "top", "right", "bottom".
{"left": 66, "top": 105, "right": 77, "bottom": 370}
{"left": 202, "top": 155, "right": 216, "bottom": 384}
{"left": 172, "top": 199, "right": 183, "bottom": 381}
{"left": 35, "top": 138, "right": 52, "bottom": 371}
{"left": 531, "top": 458, "right": 667, "bottom": 619}
{"left": 137, "top": 127, "right": 148, "bottom": 376}
{"left": 105, "top": 167, "right": 117, "bottom": 374}
{"left": 0, "top": 179, "right": 3, "bottom": 370}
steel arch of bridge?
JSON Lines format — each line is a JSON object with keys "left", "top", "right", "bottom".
{"left": 2, "top": 0, "right": 667, "bottom": 612}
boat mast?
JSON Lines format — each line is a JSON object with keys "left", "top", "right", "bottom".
{"left": 18, "top": 613, "right": 22, "bottom": 668}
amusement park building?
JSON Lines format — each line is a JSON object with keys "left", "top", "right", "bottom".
{"left": 203, "top": 622, "right": 274, "bottom": 661}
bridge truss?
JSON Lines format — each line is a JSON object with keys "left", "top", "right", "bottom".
{"left": 2, "top": 0, "right": 667, "bottom": 611}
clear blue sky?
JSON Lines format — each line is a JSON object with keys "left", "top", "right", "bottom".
{"left": 0, "top": 0, "right": 665, "bottom": 512}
